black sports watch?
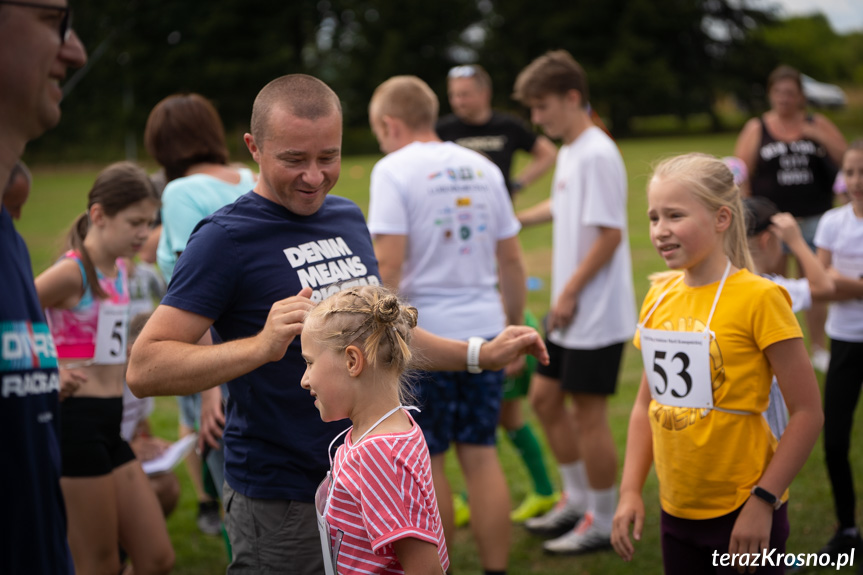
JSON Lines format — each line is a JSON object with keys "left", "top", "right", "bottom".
{"left": 750, "top": 486, "right": 782, "bottom": 510}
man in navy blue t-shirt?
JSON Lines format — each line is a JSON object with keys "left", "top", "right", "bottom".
{"left": 128, "top": 74, "right": 548, "bottom": 574}
{"left": 1, "top": 5, "right": 87, "bottom": 574}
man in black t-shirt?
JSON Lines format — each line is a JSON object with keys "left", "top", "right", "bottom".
{"left": 437, "top": 64, "right": 557, "bottom": 197}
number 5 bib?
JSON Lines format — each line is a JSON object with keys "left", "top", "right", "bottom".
{"left": 638, "top": 260, "right": 748, "bottom": 414}
{"left": 93, "top": 301, "right": 128, "bottom": 364}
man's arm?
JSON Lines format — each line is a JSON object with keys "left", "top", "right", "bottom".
{"left": 411, "top": 324, "right": 548, "bottom": 372}
{"left": 517, "top": 198, "right": 553, "bottom": 227}
{"left": 496, "top": 235, "right": 526, "bottom": 326}
{"left": 549, "top": 226, "right": 621, "bottom": 330}
{"left": 127, "top": 288, "right": 314, "bottom": 397}
{"left": 373, "top": 233, "right": 407, "bottom": 290}
{"left": 512, "top": 135, "right": 557, "bottom": 190}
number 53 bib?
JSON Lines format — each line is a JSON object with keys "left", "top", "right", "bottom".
{"left": 638, "top": 260, "right": 738, "bottom": 412}
{"left": 640, "top": 328, "right": 713, "bottom": 409}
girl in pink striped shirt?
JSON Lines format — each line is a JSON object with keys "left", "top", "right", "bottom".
{"left": 302, "top": 286, "right": 449, "bottom": 575}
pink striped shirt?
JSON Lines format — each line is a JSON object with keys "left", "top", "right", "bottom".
{"left": 325, "top": 414, "right": 448, "bottom": 574}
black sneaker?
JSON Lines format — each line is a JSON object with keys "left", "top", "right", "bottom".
{"left": 818, "top": 529, "right": 863, "bottom": 563}
{"left": 196, "top": 500, "right": 222, "bottom": 536}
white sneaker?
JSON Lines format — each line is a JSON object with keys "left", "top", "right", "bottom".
{"left": 524, "top": 494, "right": 582, "bottom": 538}
{"left": 543, "top": 512, "right": 612, "bottom": 555}
{"left": 811, "top": 348, "right": 830, "bottom": 373}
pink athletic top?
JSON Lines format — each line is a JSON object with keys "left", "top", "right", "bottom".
{"left": 45, "top": 251, "right": 130, "bottom": 360}
{"left": 324, "top": 412, "right": 449, "bottom": 574}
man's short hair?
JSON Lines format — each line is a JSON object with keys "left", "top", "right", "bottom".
{"left": 370, "top": 76, "right": 439, "bottom": 132}
{"left": 250, "top": 74, "right": 342, "bottom": 143}
{"left": 513, "top": 49, "right": 589, "bottom": 107}
{"left": 448, "top": 64, "right": 492, "bottom": 93}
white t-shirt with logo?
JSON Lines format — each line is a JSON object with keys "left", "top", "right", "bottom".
{"left": 549, "top": 126, "right": 636, "bottom": 349}
{"left": 367, "top": 141, "right": 520, "bottom": 340}
{"left": 814, "top": 203, "right": 863, "bottom": 342}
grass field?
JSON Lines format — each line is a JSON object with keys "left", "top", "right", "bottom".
{"left": 15, "top": 128, "right": 863, "bottom": 574}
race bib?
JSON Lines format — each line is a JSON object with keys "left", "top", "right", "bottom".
{"left": 640, "top": 327, "right": 714, "bottom": 409}
{"left": 93, "top": 302, "right": 128, "bottom": 364}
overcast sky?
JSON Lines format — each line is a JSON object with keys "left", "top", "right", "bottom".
{"left": 772, "top": 0, "right": 863, "bottom": 34}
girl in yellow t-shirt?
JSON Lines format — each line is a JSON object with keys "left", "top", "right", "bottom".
{"left": 611, "top": 153, "right": 823, "bottom": 574}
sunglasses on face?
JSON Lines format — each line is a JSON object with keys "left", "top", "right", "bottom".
{"left": 0, "top": 0, "right": 72, "bottom": 43}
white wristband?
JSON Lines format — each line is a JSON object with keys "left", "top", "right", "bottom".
{"left": 467, "top": 337, "right": 486, "bottom": 374}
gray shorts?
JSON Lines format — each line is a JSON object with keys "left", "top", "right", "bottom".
{"left": 223, "top": 482, "right": 323, "bottom": 575}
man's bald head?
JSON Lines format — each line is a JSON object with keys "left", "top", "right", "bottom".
{"left": 250, "top": 74, "right": 342, "bottom": 145}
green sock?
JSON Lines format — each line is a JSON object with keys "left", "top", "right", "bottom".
{"left": 507, "top": 424, "right": 554, "bottom": 496}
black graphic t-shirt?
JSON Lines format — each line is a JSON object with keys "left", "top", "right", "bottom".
{"left": 437, "top": 111, "right": 538, "bottom": 195}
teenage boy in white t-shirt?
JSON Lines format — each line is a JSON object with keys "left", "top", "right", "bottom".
{"left": 513, "top": 50, "right": 637, "bottom": 555}
{"left": 367, "top": 75, "right": 526, "bottom": 575}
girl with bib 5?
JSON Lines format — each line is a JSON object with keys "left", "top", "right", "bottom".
{"left": 35, "top": 162, "right": 173, "bottom": 575}
{"left": 302, "top": 286, "right": 448, "bottom": 575}
{"left": 611, "top": 153, "right": 823, "bottom": 574}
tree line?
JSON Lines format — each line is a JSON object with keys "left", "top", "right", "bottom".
{"left": 26, "top": 0, "right": 863, "bottom": 161}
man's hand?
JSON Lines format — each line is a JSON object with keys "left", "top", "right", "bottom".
{"left": 199, "top": 386, "right": 225, "bottom": 452}
{"left": 479, "top": 325, "right": 549, "bottom": 370}
{"left": 549, "top": 288, "right": 579, "bottom": 331}
{"left": 257, "top": 287, "right": 315, "bottom": 363}
{"left": 58, "top": 367, "right": 86, "bottom": 401}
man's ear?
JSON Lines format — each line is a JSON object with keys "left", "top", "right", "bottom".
{"left": 345, "top": 345, "right": 365, "bottom": 378}
{"left": 244, "top": 133, "right": 261, "bottom": 164}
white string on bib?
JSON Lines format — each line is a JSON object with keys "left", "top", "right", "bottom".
{"left": 638, "top": 260, "right": 755, "bottom": 416}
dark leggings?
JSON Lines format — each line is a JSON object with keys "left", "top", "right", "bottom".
{"left": 661, "top": 504, "right": 789, "bottom": 575}
{"left": 824, "top": 338, "right": 863, "bottom": 529}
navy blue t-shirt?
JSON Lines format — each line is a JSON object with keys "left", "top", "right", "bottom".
{"left": 164, "top": 192, "right": 381, "bottom": 501}
{"left": 0, "top": 207, "right": 74, "bottom": 574}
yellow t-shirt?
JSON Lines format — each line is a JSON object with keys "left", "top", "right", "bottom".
{"left": 634, "top": 269, "right": 802, "bottom": 520}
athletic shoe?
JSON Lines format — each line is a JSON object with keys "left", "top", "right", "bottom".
{"left": 453, "top": 493, "right": 470, "bottom": 528}
{"left": 196, "top": 500, "right": 222, "bottom": 536}
{"left": 511, "top": 492, "right": 559, "bottom": 523}
{"left": 811, "top": 348, "right": 831, "bottom": 373}
{"left": 817, "top": 529, "right": 863, "bottom": 563}
{"left": 524, "top": 494, "right": 582, "bottom": 538}
{"left": 543, "top": 512, "right": 612, "bottom": 555}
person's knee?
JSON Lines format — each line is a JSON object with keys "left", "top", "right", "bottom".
{"left": 529, "top": 380, "right": 564, "bottom": 418}
{"left": 137, "top": 546, "right": 175, "bottom": 575}
{"left": 151, "top": 474, "right": 181, "bottom": 517}
{"left": 571, "top": 394, "right": 610, "bottom": 429}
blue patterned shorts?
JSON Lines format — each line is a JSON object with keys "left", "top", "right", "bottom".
{"left": 411, "top": 369, "right": 504, "bottom": 455}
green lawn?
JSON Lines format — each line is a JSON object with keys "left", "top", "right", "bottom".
{"left": 16, "top": 131, "right": 863, "bottom": 574}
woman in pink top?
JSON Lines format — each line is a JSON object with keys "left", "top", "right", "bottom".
{"left": 302, "top": 285, "right": 449, "bottom": 575}
{"left": 35, "top": 162, "right": 173, "bottom": 575}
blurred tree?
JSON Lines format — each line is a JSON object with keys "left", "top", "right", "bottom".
{"left": 477, "top": 0, "right": 777, "bottom": 134}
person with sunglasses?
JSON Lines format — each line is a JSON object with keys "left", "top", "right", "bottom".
{"left": 437, "top": 63, "right": 557, "bottom": 199}
{"left": 0, "top": 2, "right": 86, "bottom": 574}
